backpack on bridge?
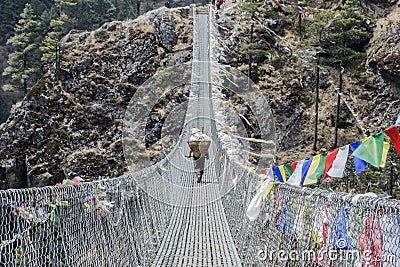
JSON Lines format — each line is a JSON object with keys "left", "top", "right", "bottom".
{"left": 187, "top": 128, "right": 211, "bottom": 159}
{"left": 187, "top": 128, "right": 211, "bottom": 183}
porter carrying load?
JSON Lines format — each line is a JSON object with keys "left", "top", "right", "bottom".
{"left": 187, "top": 128, "right": 211, "bottom": 183}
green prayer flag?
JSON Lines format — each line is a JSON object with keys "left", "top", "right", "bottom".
{"left": 303, "top": 152, "right": 328, "bottom": 185}
{"left": 283, "top": 163, "right": 293, "bottom": 177}
{"left": 352, "top": 132, "right": 384, "bottom": 168}
{"left": 308, "top": 152, "right": 327, "bottom": 180}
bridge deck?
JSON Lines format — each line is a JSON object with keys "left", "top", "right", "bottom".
{"left": 151, "top": 7, "right": 242, "bottom": 266}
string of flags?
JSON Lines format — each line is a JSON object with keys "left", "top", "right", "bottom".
{"left": 84, "top": 189, "right": 115, "bottom": 219}
{"left": 54, "top": 177, "right": 134, "bottom": 220}
{"left": 264, "top": 125, "right": 400, "bottom": 188}
{"left": 1, "top": 179, "right": 136, "bottom": 250}
{"left": 55, "top": 177, "right": 83, "bottom": 187}
{"left": 0, "top": 195, "right": 69, "bottom": 249}
{"left": 246, "top": 183, "right": 400, "bottom": 265}
{"left": 225, "top": 101, "right": 252, "bottom": 126}
{"left": 363, "top": 18, "right": 400, "bottom": 34}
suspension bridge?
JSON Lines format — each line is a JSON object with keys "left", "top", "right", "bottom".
{"left": 1, "top": 5, "right": 400, "bottom": 267}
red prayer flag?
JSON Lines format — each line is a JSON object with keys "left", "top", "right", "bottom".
{"left": 384, "top": 126, "right": 400, "bottom": 155}
{"left": 323, "top": 148, "right": 339, "bottom": 178}
{"left": 261, "top": 168, "right": 267, "bottom": 174}
{"left": 291, "top": 161, "right": 298, "bottom": 172}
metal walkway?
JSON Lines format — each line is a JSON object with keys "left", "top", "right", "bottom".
{"left": 151, "top": 7, "right": 242, "bottom": 266}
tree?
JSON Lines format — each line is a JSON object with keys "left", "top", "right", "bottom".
{"left": 71, "top": 0, "right": 117, "bottom": 30}
{"left": 40, "top": 0, "right": 76, "bottom": 80}
{"left": 304, "top": 0, "right": 370, "bottom": 68}
{"left": 2, "top": 3, "right": 41, "bottom": 94}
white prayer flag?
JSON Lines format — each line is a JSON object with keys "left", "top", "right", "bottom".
{"left": 286, "top": 159, "right": 305, "bottom": 187}
{"left": 266, "top": 168, "right": 274, "bottom": 181}
{"left": 246, "top": 179, "right": 274, "bottom": 221}
{"left": 327, "top": 145, "right": 349, "bottom": 178}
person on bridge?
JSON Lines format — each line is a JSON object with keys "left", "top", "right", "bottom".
{"left": 216, "top": 0, "right": 221, "bottom": 10}
{"left": 187, "top": 128, "right": 211, "bottom": 183}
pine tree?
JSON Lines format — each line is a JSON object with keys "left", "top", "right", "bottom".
{"left": 305, "top": 0, "right": 370, "bottom": 67}
{"left": 2, "top": 3, "right": 41, "bottom": 94}
{"left": 71, "top": 0, "right": 117, "bottom": 30}
{"left": 40, "top": 0, "right": 76, "bottom": 80}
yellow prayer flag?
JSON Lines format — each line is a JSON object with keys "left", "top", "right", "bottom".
{"left": 380, "top": 141, "right": 390, "bottom": 168}
{"left": 303, "top": 154, "right": 321, "bottom": 185}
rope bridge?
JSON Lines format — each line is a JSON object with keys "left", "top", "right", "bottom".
{"left": 1, "top": 5, "right": 400, "bottom": 267}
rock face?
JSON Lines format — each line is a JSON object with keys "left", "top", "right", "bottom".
{"left": 367, "top": 5, "right": 400, "bottom": 95}
{"left": 0, "top": 7, "right": 193, "bottom": 188}
{"left": 214, "top": 3, "right": 400, "bottom": 166}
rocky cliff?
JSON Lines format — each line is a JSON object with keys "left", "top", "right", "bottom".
{"left": 213, "top": 1, "right": 399, "bottom": 195}
{"left": 214, "top": 1, "right": 399, "bottom": 159}
{"left": 0, "top": 6, "right": 193, "bottom": 188}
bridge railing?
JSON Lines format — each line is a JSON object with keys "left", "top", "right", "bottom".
{"left": 221, "top": 158, "right": 400, "bottom": 267}
{"left": 0, "top": 171, "right": 173, "bottom": 267}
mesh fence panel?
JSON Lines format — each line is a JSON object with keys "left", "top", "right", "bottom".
{"left": 221, "top": 159, "right": 400, "bottom": 267}
{"left": 0, "top": 171, "right": 173, "bottom": 267}
{"left": 1, "top": 142, "right": 400, "bottom": 267}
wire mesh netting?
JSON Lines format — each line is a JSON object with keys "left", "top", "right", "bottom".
{"left": 221, "top": 159, "right": 400, "bottom": 267}
{"left": 0, "top": 170, "right": 174, "bottom": 266}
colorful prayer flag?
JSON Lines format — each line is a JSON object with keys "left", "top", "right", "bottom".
{"left": 324, "top": 148, "right": 339, "bottom": 178}
{"left": 284, "top": 163, "right": 293, "bottom": 177}
{"left": 300, "top": 158, "right": 312, "bottom": 186}
{"left": 380, "top": 142, "right": 390, "bottom": 168}
{"left": 291, "top": 161, "right": 298, "bottom": 172}
{"left": 384, "top": 126, "right": 400, "bottom": 155}
{"left": 246, "top": 179, "right": 274, "bottom": 221}
{"left": 327, "top": 145, "right": 349, "bottom": 178}
{"left": 303, "top": 153, "right": 327, "bottom": 185}
{"left": 350, "top": 140, "right": 367, "bottom": 174}
{"left": 273, "top": 166, "right": 285, "bottom": 183}
{"left": 286, "top": 159, "right": 305, "bottom": 187}
{"left": 352, "top": 132, "right": 384, "bottom": 168}
{"left": 265, "top": 168, "right": 275, "bottom": 181}
{"left": 279, "top": 165, "right": 287, "bottom": 182}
